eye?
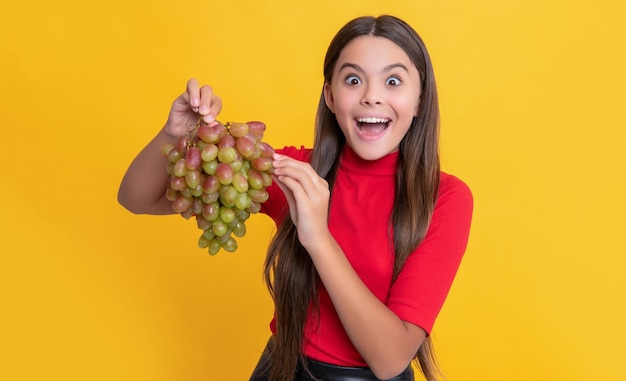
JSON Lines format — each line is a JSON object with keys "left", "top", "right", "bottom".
{"left": 345, "top": 75, "right": 361, "bottom": 85}
{"left": 386, "top": 76, "right": 402, "bottom": 86}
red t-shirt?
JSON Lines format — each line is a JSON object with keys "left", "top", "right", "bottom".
{"left": 261, "top": 145, "right": 473, "bottom": 366}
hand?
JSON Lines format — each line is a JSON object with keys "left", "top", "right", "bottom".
{"left": 272, "top": 153, "right": 331, "bottom": 250}
{"left": 164, "top": 78, "right": 223, "bottom": 138}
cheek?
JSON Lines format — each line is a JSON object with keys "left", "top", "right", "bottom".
{"left": 394, "top": 96, "right": 420, "bottom": 118}
{"left": 332, "top": 93, "right": 356, "bottom": 117}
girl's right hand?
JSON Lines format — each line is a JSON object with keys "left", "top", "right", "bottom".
{"left": 164, "top": 78, "right": 223, "bottom": 138}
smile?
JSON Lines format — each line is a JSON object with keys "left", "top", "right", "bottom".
{"left": 355, "top": 117, "right": 390, "bottom": 139}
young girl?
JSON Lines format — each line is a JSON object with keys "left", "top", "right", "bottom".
{"left": 118, "top": 14, "right": 473, "bottom": 381}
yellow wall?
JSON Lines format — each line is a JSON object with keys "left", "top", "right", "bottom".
{"left": 2, "top": 1, "right": 625, "bottom": 380}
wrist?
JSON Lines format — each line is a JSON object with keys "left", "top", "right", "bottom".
{"left": 305, "top": 230, "right": 339, "bottom": 260}
{"left": 158, "top": 124, "right": 183, "bottom": 143}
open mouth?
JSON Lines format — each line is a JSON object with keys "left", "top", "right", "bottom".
{"left": 356, "top": 117, "right": 390, "bottom": 137}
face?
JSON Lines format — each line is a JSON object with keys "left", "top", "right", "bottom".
{"left": 324, "top": 36, "right": 422, "bottom": 161}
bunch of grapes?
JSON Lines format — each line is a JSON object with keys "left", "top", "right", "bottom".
{"left": 161, "top": 118, "right": 274, "bottom": 255}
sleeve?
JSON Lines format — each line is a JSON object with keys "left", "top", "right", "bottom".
{"left": 260, "top": 146, "right": 311, "bottom": 224}
{"left": 385, "top": 173, "right": 474, "bottom": 334}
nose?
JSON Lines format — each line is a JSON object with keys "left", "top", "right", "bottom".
{"left": 360, "top": 83, "right": 383, "bottom": 106}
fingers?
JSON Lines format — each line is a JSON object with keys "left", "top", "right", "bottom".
{"left": 200, "top": 86, "right": 222, "bottom": 123}
{"left": 186, "top": 78, "right": 200, "bottom": 112}
{"left": 273, "top": 175, "right": 298, "bottom": 221}
{"left": 185, "top": 79, "right": 223, "bottom": 123}
{"left": 272, "top": 153, "right": 329, "bottom": 200}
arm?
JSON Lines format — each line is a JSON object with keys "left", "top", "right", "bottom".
{"left": 117, "top": 79, "right": 223, "bottom": 214}
{"left": 271, "top": 154, "right": 426, "bottom": 379}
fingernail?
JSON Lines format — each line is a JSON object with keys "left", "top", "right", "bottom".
{"left": 191, "top": 97, "right": 199, "bottom": 107}
{"left": 203, "top": 114, "right": 215, "bottom": 123}
{"left": 199, "top": 105, "right": 209, "bottom": 114}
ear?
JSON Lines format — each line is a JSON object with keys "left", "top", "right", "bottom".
{"left": 323, "top": 82, "right": 335, "bottom": 113}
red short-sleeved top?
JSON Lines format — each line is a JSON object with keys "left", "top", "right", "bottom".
{"left": 261, "top": 145, "right": 473, "bottom": 366}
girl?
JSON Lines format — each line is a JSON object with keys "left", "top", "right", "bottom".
{"left": 118, "top": 14, "right": 473, "bottom": 381}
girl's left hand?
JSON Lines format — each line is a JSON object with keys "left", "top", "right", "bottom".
{"left": 272, "top": 153, "right": 331, "bottom": 250}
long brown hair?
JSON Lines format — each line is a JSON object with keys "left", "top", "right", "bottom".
{"left": 263, "top": 14, "right": 442, "bottom": 381}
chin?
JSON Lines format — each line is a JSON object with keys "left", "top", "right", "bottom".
{"left": 350, "top": 145, "right": 392, "bottom": 161}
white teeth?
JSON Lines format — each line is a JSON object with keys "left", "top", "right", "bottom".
{"left": 357, "top": 117, "right": 389, "bottom": 124}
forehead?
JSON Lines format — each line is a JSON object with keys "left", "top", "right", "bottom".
{"left": 335, "top": 35, "right": 413, "bottom": 70}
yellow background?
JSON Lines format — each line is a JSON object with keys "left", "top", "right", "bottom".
{"left": 1, "top": 0, "right": 625, "bottom": 380}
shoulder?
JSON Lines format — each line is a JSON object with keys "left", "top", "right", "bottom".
{"left": 438, "top": 172, "right": 473, "bottom": 205}
{"left": 433, "top": 172, "right": 474, "bottom": 221}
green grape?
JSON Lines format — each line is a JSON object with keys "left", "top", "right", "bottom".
{"left": 219, "top": 206, "right": 236, "bottom": 224}
{"left": 202, "top": 202, "right": 220, "bottom": 221}
{"left": 232, "top": 172, "right": 249, "bottom": 193}
{"left": 201, "top": 144, "right": 218, "bottom": 162}
{"left": 198, "top": 233, "right": 211, "bottom": 249}
{"left": 190, "top": 185, "right": 203, "bottom": 197}
{"left": 231, "top": 219, "right": 246, "bottom": 237}
{"left": 234, "top": 192, "right": 252, "bottom": 210}
{"left": 196, "top": 140, "right": 209, "bottom": 151}
{"left": 247, "top": 169, "right": 264, "bottom": 190}
{"left": 219, "top": 185, "right": 238, "bottom": 206}
{"left": 217, "top": 146, "right": 237, "bottom": 163}
{"left": 241, "top": 159, "right": 251, "bottom": 173}
{"left": 202, "top": 160, "right": 218, "bottom": 175}
{"left": 208, "top": 239, "right": 221, "bottom": 255}
{"left": 222, "top": 236, "right": 238, "bottom": 252}
{"left": 211, "top": 219, "right": 228, "bottom": 237}
{"left": 229, "top": 158, "right": 243, "bottom": 172}
{"left": 167, "top": 147, "right": 182, "bottom": 163}
{"left": 248, "top": 189, "right": 269, "bottom": 203}
{"left": 180, "top": 187, "right": 193, "bottom": 199}
{"left": 173, "top": 158, "right": 187, "bottom": 177}
{"left": 185, "top": 170, "right": 201, "bottom": 189}
{"left": 203, "top": 229, "right": 216, "bottom": 241}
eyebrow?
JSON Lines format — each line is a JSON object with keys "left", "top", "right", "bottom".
{"left": 338, "top": 62, "right": 410, "bottom": 73}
